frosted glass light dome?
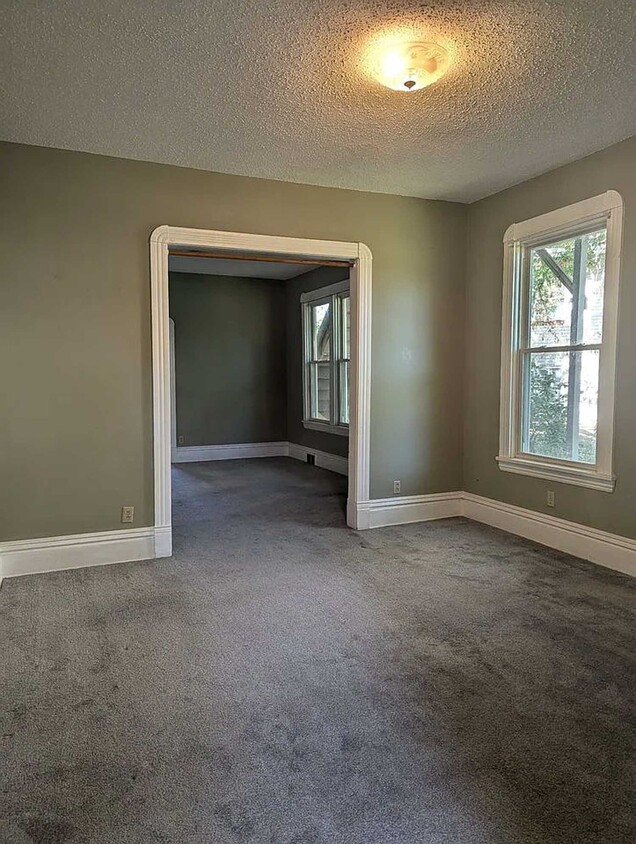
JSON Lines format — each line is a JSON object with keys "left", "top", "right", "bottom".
{"left": 374, "top": 41, "right": 449, "bottom": 91}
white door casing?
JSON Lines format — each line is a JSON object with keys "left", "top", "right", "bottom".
{"left": 149, "top": 226, "right": 372, "bottom": 555}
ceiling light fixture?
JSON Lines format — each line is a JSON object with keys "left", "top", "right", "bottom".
{"left": 373, "top": 41, "right": 449, "bottom": 92}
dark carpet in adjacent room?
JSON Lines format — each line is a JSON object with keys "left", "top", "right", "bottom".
{"left": 1, "top": 458, "right": 635, "bottom": 844}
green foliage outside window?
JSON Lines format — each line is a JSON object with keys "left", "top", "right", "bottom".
{"left": 526, "top": 231, "right": 605, "bottom": 463}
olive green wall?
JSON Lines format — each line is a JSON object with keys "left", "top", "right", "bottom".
{"left": 0, "top": 141, "right": 466, "bottom": 541}
{"left": 169, "top": 272, "right": 287, "bottom": 447}
{"left": 285, "top": 265, "right": 350, "bottom": 459}
{"left": 464, "top": 137, "right": 636, "bottom": 539}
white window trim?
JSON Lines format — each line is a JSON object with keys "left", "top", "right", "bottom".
{"left": 301, "top": 280, "right": 350, "bottom": 436}
{"left": 497, "top": 190, "right": 624, "bottom": 493}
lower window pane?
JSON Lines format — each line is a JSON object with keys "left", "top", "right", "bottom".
{"left": 523, "top": 349, "right": 599, "bottom": 464}
{"left": 310, "top": 362, "right": 331, "bottom": 421}
{"left": 341, "top": 296, "right": 351, "bottom": 359}
{"left": 339, "top": 361, "right": 349, "bottom": 425}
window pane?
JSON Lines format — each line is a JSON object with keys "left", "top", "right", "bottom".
{"left": 309, "top": 361, "right": 331, "bottom": 421}
{"left": 339, "top": 360, "right": 349, "bottom": 425}
{"left": 341, "top": 295, "right": 350, "bottom": 359}
{"left": 311, "top": 302, "right": 331, "bottom": 361}
{"left": 528, "top": 229, "right": 606, "bottom": 348}
{"left": 523, "top": 349, "right": 599, "bottom": 464}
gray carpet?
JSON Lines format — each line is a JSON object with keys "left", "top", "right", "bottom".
{"left": 1, "top": 458, "right": 634, "bottom": 844}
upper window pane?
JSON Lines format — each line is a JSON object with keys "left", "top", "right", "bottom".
{"left": 311, "top": 302, "right": 331, "bottom": 361}
{"left": 528, "top": 228, "right": 606, "bottom": 348}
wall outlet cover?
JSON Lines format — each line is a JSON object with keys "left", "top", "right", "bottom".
{"left": 121, "top": 506, "right": 135, "bottom": 523}
{"left": 393, "top": 480, "right": 401, "bottom": 495}
{"left": 546, "top": 491, "right": 555, "bottom": 508}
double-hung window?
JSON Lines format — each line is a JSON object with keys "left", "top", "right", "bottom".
{"left": 301, "top": 280, "right": 350, "bottom": 435}
{"left": 497, "top": 192, "right": 623, "bottom": 491}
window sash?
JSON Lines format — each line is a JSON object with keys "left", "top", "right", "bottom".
{"left": 516, "top": 231, "right": 606, "bottom": 466}
{"left": 497, "top": 191, "right": 623, "bottom": 492}
{"left": 519, "top": 228, "right": 606, "bottom": 352}
{"left": 302, "top": 287, "right": 350, "bottom": 431}
{"left": 516, "top": 227, "right": 606, "bottom": 467}
{"left": 520, "top": 343, "right": 601, "bottom": 354}
{"left": 518, "top": 348, "right": 601, "bottom": 464}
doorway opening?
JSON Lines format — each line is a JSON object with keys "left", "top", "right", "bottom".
{"left": 150, "top": 227, "right": 372, "bottom": 557}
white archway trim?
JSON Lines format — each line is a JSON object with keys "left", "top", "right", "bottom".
{"left": 150, "top": 225, "right": 373, "bottom": 556}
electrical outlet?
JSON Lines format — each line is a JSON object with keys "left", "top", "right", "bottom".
{"left": 121, "top": 506, "right": 135, "bottom": 524}
{"left": 393, "top": 480, "right": 401, "bottom": 495}
{"left": 546, "top": 490, "right": 555, "bottom": 508}
{"left": 178, "top": 435, "right": 185, "bottom": 445}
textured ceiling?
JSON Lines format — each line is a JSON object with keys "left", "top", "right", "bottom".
{"left": 168, "top": 255, "right": 318, "bottom": 279}
{"left": 1, "top": 0, "right": 634, "bottom": 202}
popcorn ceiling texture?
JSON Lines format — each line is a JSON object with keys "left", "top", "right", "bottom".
{"left": 1, "top": 0, "right": 635, "bottom": 202}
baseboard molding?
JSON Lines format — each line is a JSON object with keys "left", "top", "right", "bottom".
{"left": 288, "top": 442, "right": 349, "bottom": 476}
{"left": 2, "top": 489, "right": 632, "bottom": 581}
{"left": 172, "top": 441, "right": 349, "bottom": 477}
{"left": 462, "top": 493, "right": 636, "bottom": 578}
{"left": 0, "top": 440, "right": 349, "bottom": 581}
{"left": 0, "top": 526, "right": 172, "bottom": 579}
{"left": 172, "top": 442, "right": 289, "bottom": 463}
{"left": 356, "top": 492, "right": 462, "bottom": 530}
{"left": 359, "top": 490, "right": 635, "bottom": 577}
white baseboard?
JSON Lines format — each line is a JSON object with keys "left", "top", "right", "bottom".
{"left": 0, "top": 526, "right": 172, "bottom": 579}
{"left": 356, "top": 492, "right": 462, "bottom": 530}
{"left": 0, "top": 441, "right": 347, "bottom": 580}
{"left": 2, "top": 488, "right": 632, "bottom": 581}
{"left": 172, "top": 442, "right": 289, "bottom": 463}
{"left": 172, "top": 440, "right": 349, "bottom": 477}
{"left": 462, "top": 493, "right": 636, "bottom": 578}
{"left": 288, "top": 442, "right": 349, "bottom": 476}
{"left": 359, "top": 490, "right": 635, "bottom": 577}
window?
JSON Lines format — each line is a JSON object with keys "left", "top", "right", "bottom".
{"left": 301, "top": 280, "right": 350, "bottom": 435}
{"left": 497, "top": 192, "right": 623, "bottom": 492}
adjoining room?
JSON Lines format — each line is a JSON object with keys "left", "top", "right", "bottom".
{"left": 167, "top": 250, "right": 351, "bottom": 537}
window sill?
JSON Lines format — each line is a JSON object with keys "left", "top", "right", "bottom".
{"left": 303, "top": 420, "right": 349, "bottom": 437}
{"left": 496, "top": 455, "right": 615, "bottom": 492}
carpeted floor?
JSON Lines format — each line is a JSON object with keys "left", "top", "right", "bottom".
{"left": 1, "top": 458, "right": 635, "bottom": 844}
